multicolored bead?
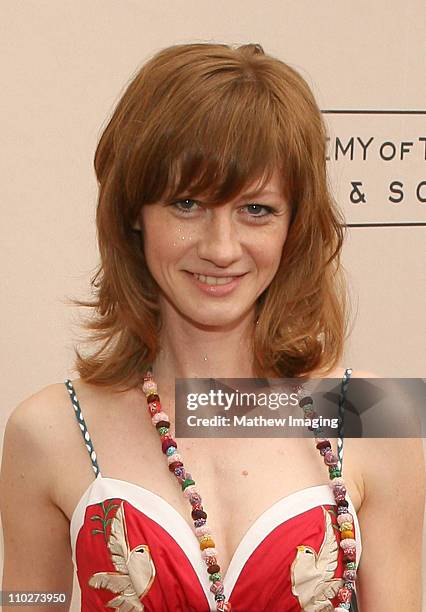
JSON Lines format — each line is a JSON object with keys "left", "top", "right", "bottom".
{"left": 146, "top": 392, "right": 159, "bottom": 402}
{"left": 296, "top": 372, "right": 358, "bottom": 612}
{"left": 195, "top": 525, "right": 210, "bottom": 537}
{"left": 144, "top": 367, "right": 355, "bottom": 612}
{"left": 156, "top": 422, "right": 171, "bottom": 432}
{"left": 142, "top": 379, "right": 157, "bottom": 395}
{"left": 199, "top": 536, "right": 215, "bottom": 549}
{"left": 152, "top": 411, "right": 170, "bottom": 424}
{"left": 339, "top": 522, "right": 353, "bottom": 531}
{"left": 162, "top": 438, "right": 177, "bottom": 453}
{"left": 315, "top": 437, "right": 329, "bottom": 445}
{"left": 337, "top": 499, "right": 349, "bottom": 509}
{"left": 324, "top": 450, "right": 338, "bottom": 466}
{"left": 340, "top": 538, "right": 356, "bottom": 550}
{"left": 337, "top": 586, "right": 353, "bottom": 603}
{"left": 319, "top": 446, "right": 331, "bottom": 456}
{"left": 148, "top": 400, "right": 162, "bottom": 415}
{"left": 183, "top": 484, "right": 199, "bottom": 497}
{"left": 331, "top": 477, "right": 345, "bottom": 487}
{"left": 343, "top": 569, "right": 357, "bottom": 581}
{"left": 210, "top": 580, "right": 224, "bottom": 594}
{"left": 192, "top": 509, "right": 208, "bottom": 521}
{"left": 337, "top": 513, "right": 353, "bottom": 525}
{"left": 189, "top": 492, "right": 202, "bottom": 505}
{"left": 216, "top": 602, "right": 232, "bottom": 612}
{"left": 206, "top": 555, "right": 218, "bottom": 566}
{"left": 167, "top": 452, "right": 183, "bottom": 465}
{"left": 343, "top": 548, "right": 357, "bottom": 562}
{"left": 334, "top": 490, "right": 347, "bottom": 503}
{"left": 201, "top": 547, "right": 217, "bottom": 559}
{"left": 174, "top": 466, "right": 185, "bottom": 478}
{"left": 181, "top": 478, "right": 194, "bottom": 490}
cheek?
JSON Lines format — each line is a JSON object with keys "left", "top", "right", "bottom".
{"left": 252, "top": 227, "right": 288, "bottom": 272}
{"left": 141, "top": 210, "right": 166, "bottom": 274}
{"left": 142, "top": 213, "right": 190, "bottom": 273}
{"left": 142, "top": 224, "right": 162, "bottom": 269}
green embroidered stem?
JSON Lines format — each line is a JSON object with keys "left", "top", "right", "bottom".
{"left": 326, "top": 507, "right": 341, "bottom": 532}
{"left": 90, "top": 499, "right": 120, "bottom": 545}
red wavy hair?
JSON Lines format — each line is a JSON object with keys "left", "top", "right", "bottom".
{"left": 70, "top": 42, "right": 352, "bottom": 390}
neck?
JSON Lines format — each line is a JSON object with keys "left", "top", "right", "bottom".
{"left": 153, "top": 314, "right": 258, "bottom": 378}
{"left": 149, "top": 302, "right": 259, "bottom": 407}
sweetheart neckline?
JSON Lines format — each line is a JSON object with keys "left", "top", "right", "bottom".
{"left": 70, "top": 474, "right": 337, "bottom": 535}
{"left": 69, "top": 474, "right": 362, "bottom": 604}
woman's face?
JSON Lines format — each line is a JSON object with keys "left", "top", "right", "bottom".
{"left": 139, "top": 169, "right": 291, "bottom": 328}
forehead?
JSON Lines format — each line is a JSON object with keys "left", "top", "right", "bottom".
{"left": 171, "top": 167, "right": 288, "bottom": 204}
{"left": 239, "top": 169, "right": 286, "bottom": 198}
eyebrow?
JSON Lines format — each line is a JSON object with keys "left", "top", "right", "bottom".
{"left": 239, "top": 189, "right": 286, "bottom": 200}
{"left": 175, "top": 187, "right": 288, "bottom": 205}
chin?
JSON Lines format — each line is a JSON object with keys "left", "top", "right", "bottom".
{"left": 184, "top": 307, "right": 251, "bottom": 330}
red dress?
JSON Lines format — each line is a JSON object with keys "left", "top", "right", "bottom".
{"left": 66, "top": 379, "right": 361, "bottom": 612}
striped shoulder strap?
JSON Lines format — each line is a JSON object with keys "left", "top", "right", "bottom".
{"left": 336, "top": 367, "right": 353, "bottom": 473}
{"left": 64, "top": 379, "right": 101, "bottom": 477}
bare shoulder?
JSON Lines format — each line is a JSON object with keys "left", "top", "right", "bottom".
{"left": 1, "top": 383, "right": 72, "bottom": 492}
{"left": 0, "top": 383, "right": 76, "bottom": 593}
{"left": 332, "top": 367, "right": 394, "bottom": 507}
{"left": 4, "top": 382, "right": 74, "bottom": 454}
{"left": 7, "top": 381, "right": 71, "bottom": 424}
{"left": 342, "top": 370, "right": 425, "bottom": 510}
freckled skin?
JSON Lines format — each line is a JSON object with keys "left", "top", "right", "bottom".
{"left": 139, "top": 170, "right": 291, "bottom": 329}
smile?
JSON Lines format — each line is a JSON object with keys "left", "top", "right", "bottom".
{"left": 193, "top": 273, "right": 236, "bottom": 285}
{"left": 184, "top": 271, "right": 246, "bottom": 296}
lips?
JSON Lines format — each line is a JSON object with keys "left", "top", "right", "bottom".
{"left": 183, "top": 270, "right": 246, "bottom": 296}
{"left": 192, "top": 273, "right": 238, "bottom": 285}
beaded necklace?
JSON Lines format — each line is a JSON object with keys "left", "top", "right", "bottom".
{"left": 141, "top": 367, "right": 357, "bottom": 611}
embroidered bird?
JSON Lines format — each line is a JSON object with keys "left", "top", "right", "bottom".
{"left": 88, "top": 501, "right": 156, "bottom": 611}
{"left": 290, "top": 506, "right": 344, "bottom": 611}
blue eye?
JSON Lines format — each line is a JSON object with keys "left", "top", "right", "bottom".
{"left": 244, "top": 204, "right": 274, "bottom": 217}
{"left": 171, "top": 199, "right": 275, "bottom": 221}
{"left": 172, "top": 199, "right": 199, "bottom": 213}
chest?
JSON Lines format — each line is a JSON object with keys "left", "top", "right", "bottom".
{"left": 56, "top": 395, "right": 362, "bottom": 576}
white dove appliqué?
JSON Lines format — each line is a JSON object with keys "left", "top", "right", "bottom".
{"left": 290, "top": 506, "right": 345, "bottom": 612}
{"left": 88, "top": 501, "right": 156, "bottom": 611}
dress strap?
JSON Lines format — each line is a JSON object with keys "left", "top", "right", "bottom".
{"left": 64, "top": 379, "right": 101, "bottom": 477}
{"left": 336, "top": 367, "right": 353, "bottom": 473}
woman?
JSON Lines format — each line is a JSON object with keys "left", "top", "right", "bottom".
{"left": 1, "top": 42, "right": 424, "bottom": 611}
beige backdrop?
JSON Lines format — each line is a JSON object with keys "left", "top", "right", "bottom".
{"left": 1, "top": 1, "right": 425, "bottom": 610}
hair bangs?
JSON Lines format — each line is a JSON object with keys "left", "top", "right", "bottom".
{"left": 74, "top": 43, "right": 349, "bottom": 388}
{"left": 131, "top": 79, "right": 294, "bottom": 210}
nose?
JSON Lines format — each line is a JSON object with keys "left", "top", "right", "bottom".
{"left": 196, "top": 207, "right": 244, "bottom": 268}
